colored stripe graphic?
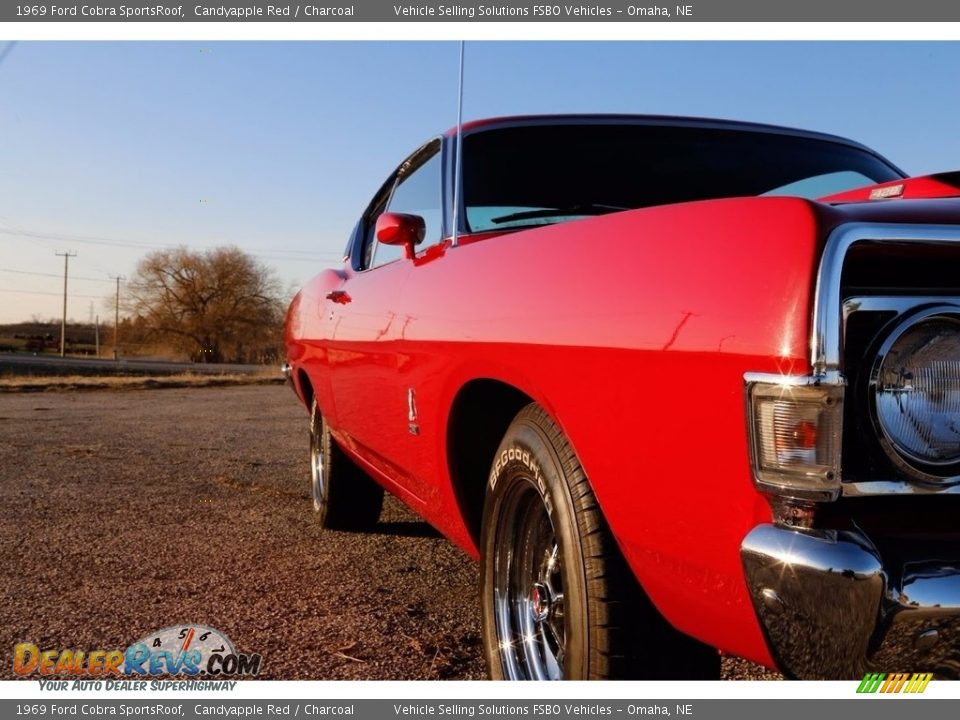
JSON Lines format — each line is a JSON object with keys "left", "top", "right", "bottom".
{"left": 892, "top": 674, "right": 909, "bottom": 693}
{"left": 857, "top": 673, "right": 885, "bottom": 693}
{"left": 857, "top": 672, "right": 932, "bottom": 693}
{"left": 908, "top": 673, "right": 933, "bottom": 693}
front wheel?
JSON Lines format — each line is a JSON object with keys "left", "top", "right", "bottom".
{"left": 480, "top": 404, "right": 719, "bottom": 680}
{"left": 309, "top": 399, "right": 384, "bottom": 530}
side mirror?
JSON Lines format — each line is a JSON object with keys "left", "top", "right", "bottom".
{"left": 375, "top": 212, "right": 426, "bottom": 260}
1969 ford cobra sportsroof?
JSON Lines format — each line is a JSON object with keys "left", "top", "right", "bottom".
{"left": 283, "top": 115, "right": 960, "bottom": 680}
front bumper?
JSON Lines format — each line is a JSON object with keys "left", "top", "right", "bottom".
{"left": 741, "top": 524, "right": 960, "bottom": 679}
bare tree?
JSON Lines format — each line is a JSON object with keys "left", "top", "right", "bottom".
{"left": 125, "top": 246, "right": 285, "bottom": 364}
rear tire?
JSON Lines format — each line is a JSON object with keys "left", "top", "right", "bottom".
{"left": 480, "top": 403, "right": 720, "bottom": 680}
{"left": 309, "top": 399, "right": 384, "bottom": 530}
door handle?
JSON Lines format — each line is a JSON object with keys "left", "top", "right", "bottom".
{"left": 326, "top": 290, "right": 351, "bottom": 304}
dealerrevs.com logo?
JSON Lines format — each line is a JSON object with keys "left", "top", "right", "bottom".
{"left": 14, "top": 625, "right": 262, "bottom": 680}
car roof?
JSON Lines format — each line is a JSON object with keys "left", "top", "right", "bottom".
{"left": 444, "top": 114, "right": 883, "bottom": 157}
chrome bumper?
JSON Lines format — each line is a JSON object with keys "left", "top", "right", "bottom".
{"left": 741, "top": 524, "right": 960, "bottom": 679}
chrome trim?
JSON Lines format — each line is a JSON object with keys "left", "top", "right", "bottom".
{"left": 874, "top": 565, "right": 960, "bottom": 676}
{"left": 844, "top": 295, "right": 960, "bottom": 324}
{"left": 811, "top": 224, "right": 960, "bottom": 497}
{"left": 811, "top": 223, "right": 960, "bottom": 377}
{"left": 451, "top": 41, "right": 464, "bottom": 248}
{"left": 741, "top": 524, "right": 884, "bottom": 679}
{"left": 742, "top": 523, "right": 960, "bottom": 679}
{"left": 744, "top": 372, "right": 845, "bottom": 387}
{"left": 843, "top": 479, "right": 960, "bottom": 497}
{"left": 841, "top": 297, "right": 960, "bottom": 494}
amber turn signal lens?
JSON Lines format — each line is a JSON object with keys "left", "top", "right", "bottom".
{"left": 745, "top": 374, "right": 845, "bottom": 502}
{"left": 790, "top": 420, "right": 818, "bottom": 450}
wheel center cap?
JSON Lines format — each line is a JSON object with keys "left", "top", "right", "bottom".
{"left": 531, "top": 582, "right": 552, "bottom": 623}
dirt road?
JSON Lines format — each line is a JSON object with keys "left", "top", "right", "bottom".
{"left": 0, "top": 385, "right": 775, "bottom": 680}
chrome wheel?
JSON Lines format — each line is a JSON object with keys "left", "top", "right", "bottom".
{"left": 309, "top": 403, "right": 325, "bottom": 512}
{"left": 305, "top": 398, "right": 384, "bottom": 529}
{"left": 493, "top": 480, "right": 566, "bottom": 680}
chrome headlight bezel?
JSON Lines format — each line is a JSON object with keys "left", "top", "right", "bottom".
{"left": 869, "top": 306, "right": 960, "bottom": 482}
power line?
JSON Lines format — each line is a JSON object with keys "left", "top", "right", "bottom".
{"left": 0, "top": 288, "right": 107, "bottom": 299}
{"left": 0, "top": 227, "right": 344, "bottom": 261}
{"left": 0, "top": 267, "right": 115, "bottom": 283}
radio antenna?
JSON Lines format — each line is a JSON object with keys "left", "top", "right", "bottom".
{"left": 451, "top": 41, "right": 465, "bottom": 247}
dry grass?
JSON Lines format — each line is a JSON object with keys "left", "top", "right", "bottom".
{"left": 0, "top": 371, "right": 285, "bottom": 393}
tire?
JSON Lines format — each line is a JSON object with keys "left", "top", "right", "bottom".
{"left": 309, "top": 398, "right": 384, "bottom": 530}
{"left": 480, "top": 404, "right": 720, "bottom": 680}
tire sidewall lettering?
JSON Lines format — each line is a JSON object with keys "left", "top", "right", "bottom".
{"left": 490, "top": 443, "right": 553, "bottom": 518}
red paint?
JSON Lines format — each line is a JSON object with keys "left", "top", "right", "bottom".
{"left": 282, "top": 118, "right": 960, "bottom": 674}
{"left": 286, "top": 194, "right": 830, "bottom": 668}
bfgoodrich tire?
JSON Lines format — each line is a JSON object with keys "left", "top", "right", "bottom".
{"left": 309, "top": 399, "right": 384, "bottom": 530}
{"left": 480, "top": 404, "right": 720, "bottom": 680}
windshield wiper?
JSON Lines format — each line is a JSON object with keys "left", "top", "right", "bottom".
{"left": 490, "top": 203, "right": 630, "bottom": 224}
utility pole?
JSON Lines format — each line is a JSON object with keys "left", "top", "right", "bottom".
{"left": 55, "top": 251, "right": 77, "bottom": 358}
{"left": 95, "top": 315, "right": 100, "bottom": 357}
{"left": 109, "top": 274, "right": 125, "bottom": 360}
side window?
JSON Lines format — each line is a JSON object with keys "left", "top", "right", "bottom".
{"left": 362, "top": 195, "right": 387, "bottom": 270}
{"left": 344, "top": 221, "right": 362, "bottom": 271}
{"left": 370, "top": 150, "right": 442, "bottom": 269}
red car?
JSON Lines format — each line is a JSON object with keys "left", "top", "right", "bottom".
{"left": 283, "top": 115, "right": 960, "bottom": 680}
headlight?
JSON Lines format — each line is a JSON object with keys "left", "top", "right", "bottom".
{"left": 873, "top": 309, "right": 960, "bottom": 475}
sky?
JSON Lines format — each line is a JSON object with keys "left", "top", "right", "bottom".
{"left": 0, "top": 40, "right": 959, "bottom": 324}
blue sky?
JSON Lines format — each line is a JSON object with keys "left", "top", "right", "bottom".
{"left": 1, "top": 41, "right": 958, "bottom": 324}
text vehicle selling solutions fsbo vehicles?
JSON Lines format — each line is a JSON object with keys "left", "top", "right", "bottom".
{"left": 283, "top": 115, "right": 960, "bottom": 680}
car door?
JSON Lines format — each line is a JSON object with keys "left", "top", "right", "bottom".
{"left": 327, "top": 140, "right": 444, "bottom": 500}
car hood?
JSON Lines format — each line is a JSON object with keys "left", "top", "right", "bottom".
{"left": 818, "top": 171, "right": 960, "bottom": 203}
{"left": 808, "top": 172, "right": 960, "bottom": 249}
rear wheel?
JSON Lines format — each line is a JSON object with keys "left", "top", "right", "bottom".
{"left": 480, "top": 404, "right": 720, "bottom": 680}
{"left": 309, "top": 399, "right": 384, "bottom": 530}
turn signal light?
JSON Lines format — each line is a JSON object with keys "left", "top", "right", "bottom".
{"left": 745, "top": 374, "right": 844, "bottom": 502}
{"left": 784, "top": 419, "right": 818, "bottom": 451}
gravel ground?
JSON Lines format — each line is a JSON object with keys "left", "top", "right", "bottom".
{"left": 0, "top": 385, "right": 779, "bottom": 681}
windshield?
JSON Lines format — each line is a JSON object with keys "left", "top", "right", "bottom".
{"left": 462, "top": 123, "right": 903, "bottom": 232}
